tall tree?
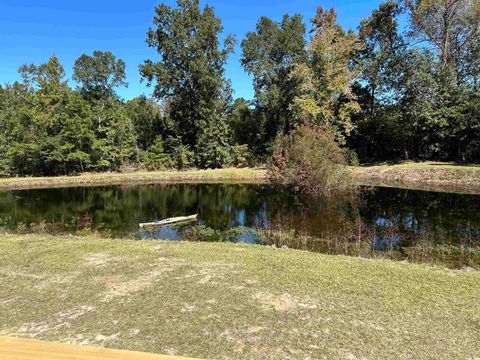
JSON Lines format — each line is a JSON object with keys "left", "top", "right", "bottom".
{"left": 349, "top": 1, "right": 412, "bottom": 160}
{"left": 402, "top": 0, "right": 480, "bottom": 159}
{"left": 125, "top": 96, "right": 165, "bottom": 151}
{"left": 0, "top": 84, "right": 21, "bottom": 176}
{"left": 11, "top": 55, "right": 96, "bottom": 175}
{"left": 73, "top": 50, "right": 127, "bottom": 100}
{"left": 357, "top": 1, "right": 406, "bottom": 114}
{"left": 241, "top": 14, "right": 306, "bottom": 148}
{"left": 140, "top": 0, "right": 235, "bottom": 168}
{"left": 404, "top": 0, "right": 480, "bottom": 74}
{"left": 460, "top": 2, "right": 480, "bottom": 90}
{"left": 289, "top": 7, "right": 362, "bottom": 143}
{"left": 73, "top": 51, "right": 135, "bottom": 170}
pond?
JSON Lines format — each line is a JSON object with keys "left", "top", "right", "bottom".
{"left": 1, "top": 183, "right": 479, "bottom": 267}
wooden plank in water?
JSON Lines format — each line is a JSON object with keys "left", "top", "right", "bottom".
{"left": 139, "top": 214, "right": 198, "bottom": 228}
{"left": 0, "top": 336, "right": 200, "bottom": 360}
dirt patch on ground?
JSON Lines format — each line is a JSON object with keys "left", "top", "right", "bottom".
{"left": 220, "top": 327, "right": 287, "bottom": 357}
{"left": 83, "top": 253, "right": 112, "bottom": 267}
{"left": 171, "top": 260, "right": 240, "bottom": 285}
{"left": 98, "top": 264, "right": 176, "bottom": 301}
{"left": 253, "top": 292, "right": 317, "bottom": 312}
{"left": 96, "top": 258, "right": 239, "bottom": 301}
{"left": 101, "top": 275, "right": 150, "bottom": 298}
{"left": 60, "top": 332, "right": 121, "bottom": 347}
{"left": 34, "top": 274, "right": 79, "bottom": 290}
{"left": 2, "top": 305, "right": 95, "bottom": 338}
{"left": 254, "top": 292, "right": 296, "bottom": 312}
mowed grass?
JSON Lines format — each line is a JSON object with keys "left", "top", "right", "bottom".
{"left": 357, "top": 161, "right": 480, "bottom": 171}
{"left": 0, "top": 168, "right": 268, "bottom": 190}
{"left": 0, "top": 234, "right": 479, "bottom": 359}
{"left": 3, "top": 162, "right": 480, "bottom": 193}
{"left": 352, "top": 161, "right": 480, "bottom": 194}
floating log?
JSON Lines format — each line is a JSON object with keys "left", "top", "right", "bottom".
{"left": 139, "top": 214, "right": 198, "bottom": 228}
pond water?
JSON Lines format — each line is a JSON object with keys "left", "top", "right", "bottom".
{"left": 1, "top": 184, "right": 479, "bottom": 266}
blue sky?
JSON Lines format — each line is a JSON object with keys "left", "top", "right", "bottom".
{"left": 0, "top": 0, "right": 384, "bottom": 100}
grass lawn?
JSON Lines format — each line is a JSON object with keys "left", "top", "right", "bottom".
{"left": 0, "top": 168, "right": 268, "bottom": 190}
{"left": 357, "top": 161, "right": 480, "bottom": 171}
{"left": 2, "top": 162, "right": 480, "bottom": 193}
{"left": 0, "top": 234, "right": 478, "bottom": 359}
{"left": 352, "top": 161, "right": 480, "bottom": 193}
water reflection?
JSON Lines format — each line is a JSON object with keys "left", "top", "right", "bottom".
{"left": 0, "top": 184, "right": 479, "bottom": 264}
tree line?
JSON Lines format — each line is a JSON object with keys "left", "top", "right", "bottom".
{"left": 0, "top": 0, "right": 479, "bottom": 177}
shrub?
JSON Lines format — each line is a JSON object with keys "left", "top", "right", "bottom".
{"left": 142, "top": 137, "right": 173, "bottom": 170}
{"left": 231, "top": 144, "right": 250, "bottom": 167}
{"left": 195, "top": 119, "right": 231, "bottom": 169}
{"left": 268, "top": 125, "right": 351, "bottom": 196}
{"left": 348, "top": 150, "right": 360, "bottom": 166}
{"left": 171, "top": 145, "right": 194, "bottom": 170}
{"left": 181, "top": 225, "right": 222, "bottom": 242}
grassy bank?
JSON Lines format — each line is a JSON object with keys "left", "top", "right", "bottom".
{"left": 352, "top": 161, "right": 480, "bottom": 194}
{"left": 2, "top": 163, "right": 480, "bottom": 193}
{"left": 0, "top": 168, "right": 268, "bottom": 190}
{"left": 0, "top": 234, "right": 478, "bottom": 359}
{"left": 0, "top": 162, "right": 480, "bottom": 194}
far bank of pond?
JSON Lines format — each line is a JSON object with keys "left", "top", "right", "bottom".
{"left": 352, "top": 162, "right": 480, "bottom": 194}
{"left": 0, "top": 168, "right": 268, "bottom": 190}
{"left": 3, "top": 163, "right": 480, "bottom": 194}
{"left": 1, "top": 182, "right": 479, "bottom": 268}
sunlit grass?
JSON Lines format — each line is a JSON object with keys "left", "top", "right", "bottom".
{"left": 0, "top": 234, "right": 479, "bottom": 359}
{"left": 357, "top": 161, "right": 480, "bottom": 170}
{"left": 0, "top": 168, "right": 268, "bottom": 190}
{"left": 352, "top": 161, "right": 480, "bottom": 193}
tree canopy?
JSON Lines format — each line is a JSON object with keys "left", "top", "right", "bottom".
{"left": 140, "top": 0, "right": 235, "bottom": 168}
{"left": 0, "top": 0, "right": 479, "bottom": 177}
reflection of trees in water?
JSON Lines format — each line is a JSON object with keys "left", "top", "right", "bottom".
{"left": 263, "top": 187, "right": 480, "bottom": 250}
{"left": 1, "top": 185, "right": 480, "bottom": 248}
{"left": 359, "top": 187, "right": 480, "bottom": 246}
{"left": 264, "top": 189, "right": 360, "bottom": 236}
{"left": 0, "top": 184, "right": 309, "bottom": 234}
{"left": 1, "top": 184, "right": 478, "bottom": 268}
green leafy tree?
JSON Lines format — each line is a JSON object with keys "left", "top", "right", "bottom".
{"left": 460, "top": 2, "right": 480, "bottom": 90}
{"left": 0, "top": 85, "right": 17, "bottom": 176}
{"left": 12, "top": 55, "right": 95, "bottom": 175}
{"left": 231, "top": 144, "right": 250, "bottom": 167}
{"left": 357, "top": 1, "right": 406, "bottom": 114}
{"left": 404, "top": 0, "right": 480, "bottom": 86}
{"left": 90, "top": 99, "right": 136, "bottom": 171}
{"left": 449, "top": 92, "right": 480, "bottom": 161}
{"left": 73, "top": 51, "right": 135, "bottom": 171}
{"left": 289, "top": 7, "right": 362, "bottom": 144}
{"left": 142, "top": 137, "right": 172, "bottom": 170}
{"left": 125, "top": 96, "right": 166, "bottom": 151}
{"left": 73, "top": 50, "right": 127, "bottom": 100}
{"left": 241, "top": 14, "right": 306, "bottom": 148}
{"left": 226, "top": 98, "right": 266, "bottom": 160}
{"left": 196, "top": 115, "right": 232, "bottom": 168}
{"left": 140, "top": 0, "right": 235, "bottom": 168}
{"left": 400, "top": 0, "right": 480, "bottom": 161}
{"left": 349, "top": 1, "right": 413, "bottom": 160}
{"left": 60, "top": 92, "right": 95, "bottom": 173}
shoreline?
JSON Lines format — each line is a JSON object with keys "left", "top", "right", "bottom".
{"left": 1, "top": 163, "right": 480, "bottom": 194}
{"left": 352, "top": 162, "right": 480, "bottom": 195}
{"left": 0, "top": 168, "right": 268, "bottom": 191}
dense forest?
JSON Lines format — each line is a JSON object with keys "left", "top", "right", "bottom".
{"left": 0, "top": 0, "right": 479, "bottom": 176}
